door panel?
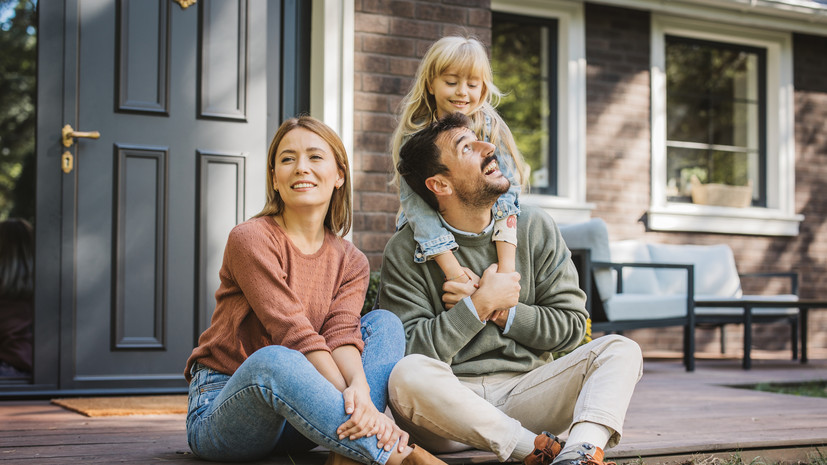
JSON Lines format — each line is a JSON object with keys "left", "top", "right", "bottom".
{"left": 63, "top": 0, "right": 267, "bottom": 390}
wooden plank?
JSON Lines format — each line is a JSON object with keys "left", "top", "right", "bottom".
{"left": 2, "top": 358, "right": 827, "bottom": 464}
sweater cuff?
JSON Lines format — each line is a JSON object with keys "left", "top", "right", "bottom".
{"left": 327, "top": 336, "right": 365, "bottom": 353}
{"left": 503, "top": 303, "right": 534, "bottom": 341}
{"left": 288, "top": 333, "right": 331, "bottom": 355}
{"left": 446, "top": 297, "right": 487, "bottom": 337}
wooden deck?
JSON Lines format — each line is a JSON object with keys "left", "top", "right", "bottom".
{"left": 2, "top": 351, "right": 826, "bottom": 465}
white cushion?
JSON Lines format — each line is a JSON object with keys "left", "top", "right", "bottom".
{"left": 695, "top": 294, "right": 799, "bottom": 316}
{"left": 605, "top": 293, "right": 688, "bottom": 321}
{"left": 647, "top": 243, "right": 742, "bottom": 298}
{"left": 609, "top": 240, "right": 660, "bottom": 294}
{"left": 558, "top": 218, "right": 615, "bottom": 302}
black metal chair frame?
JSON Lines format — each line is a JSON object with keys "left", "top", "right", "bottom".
{"left": 569, "top": 249, "right": 696, "bottom": 372}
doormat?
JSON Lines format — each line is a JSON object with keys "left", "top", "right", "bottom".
{"left": 51, "top": 395, "right": 188, "bottom": 417}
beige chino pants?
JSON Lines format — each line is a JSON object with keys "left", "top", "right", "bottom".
{"left": 388, "top": 335, "right": 643, "bottom": 462}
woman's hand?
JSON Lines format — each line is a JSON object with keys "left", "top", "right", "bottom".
{"left": 337, "top": 383, "right": 409, "bottom": 452}
{"left": 372, "top": 412, "right": 410, "bottom": 453}
{"left": 442, "top": 267, "right": 480, "bottom": 310}
{"left": 337, "top": 382, "right": 379, "bottom": 440}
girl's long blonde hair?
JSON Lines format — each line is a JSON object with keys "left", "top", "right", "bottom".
{"left": 255, "top": 116, "right": 353, "bottom": 237}
{"left": 390, "top": 35, "right": 527, "bottom": 189}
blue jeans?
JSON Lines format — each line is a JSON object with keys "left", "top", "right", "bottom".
{"left": 186, "top": 310, "right": 405, "bottom": 463}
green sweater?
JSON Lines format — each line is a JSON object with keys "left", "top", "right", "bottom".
{"left": 377, "top": 206, "right": 588, "bottom": 376}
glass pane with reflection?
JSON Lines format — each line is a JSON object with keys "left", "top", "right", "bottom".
{"left": 0, "top": 0, "right": 36, "bottom": 384}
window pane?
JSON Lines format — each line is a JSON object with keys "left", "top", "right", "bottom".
{"left": 666, "top": 146, "right": 758, "bottom": 203}
{"left": 665, "top": 36, "right": 764, "bottom": 206}
{"left": 0, "top": 0, "right": 36, "bottom": 384}
{"left": 492, "top": 13, "right": 557, "bottom": 194}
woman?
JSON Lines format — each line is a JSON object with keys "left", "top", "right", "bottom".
{"left": 185, "top": 116, "right": 444, "bottom": 465}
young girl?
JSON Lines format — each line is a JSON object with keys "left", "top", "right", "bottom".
{"left": 390, "top": 35, "right": 526, "bottom": 287}
{"left": 185, "top": 116, "right": 445, "bottom": 465}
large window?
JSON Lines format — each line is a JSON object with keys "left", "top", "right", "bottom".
{"left": 649, "top": 15, "right": 801, "bottom": 236}
{"left": 490, "top": 0, "right": 591, "bottom": 224}
{"left": 664, "top": 36, "right": 765, "bottom": 207}
{"left": 492, "top": 12, "right": 557, "bottom": 194}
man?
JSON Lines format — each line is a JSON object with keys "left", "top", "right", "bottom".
{"left": 377, "top": 113, "right": 642, "bottom": 465}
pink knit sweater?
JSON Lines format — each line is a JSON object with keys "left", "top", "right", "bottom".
{"left": 185, "top": 216, "right": 369, "bottom": 382}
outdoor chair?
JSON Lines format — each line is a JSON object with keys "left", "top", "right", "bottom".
{"left": 559, "top": 219, "right": 696, "bottom": 371}
{"left": 559, "top": 218, "right": 804, "bottom": 370}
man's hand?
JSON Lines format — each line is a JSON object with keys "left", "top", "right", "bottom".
{"left": 442, "top": 267, "right": 480, "bottom": 309}
{"left": 470, "top": 264, "right": 520, "bottom": 321}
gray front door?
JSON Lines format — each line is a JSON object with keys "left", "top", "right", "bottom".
{"left": 55, "top": 0, "right": 272, "bottom": 391}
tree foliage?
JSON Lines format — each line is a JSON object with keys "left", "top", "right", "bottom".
{"left": 0, "top": 0, "right": 37, "bottom": 223}
{"left": 491, "top": 19, "right": 550, "bottom": 189}
{"left": 665, "top": 38, "right": 760, "bottom": 196}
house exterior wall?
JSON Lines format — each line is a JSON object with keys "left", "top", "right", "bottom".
{"left": 351, "top": 0, "right": 827, "bottom": 355}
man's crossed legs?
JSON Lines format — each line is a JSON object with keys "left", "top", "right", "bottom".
{"left": 388, "top": 335, "right": 643, "bottom": 465}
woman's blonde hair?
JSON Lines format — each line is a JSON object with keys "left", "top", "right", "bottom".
{"left": 255, "top": 116, "right": 353, "bottom": 236}
{"left": 390, "top": 35, "right": 527, "bottom": 189}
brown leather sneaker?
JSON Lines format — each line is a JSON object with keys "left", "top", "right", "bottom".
{"left": 400, "top": 444, "right": 449, "bottom": 465}
{"left": 524, "top": 431, "right": 564, "bottom": 465}
{"left": 324, "top": 452, "right": 361, "bottom": 465}
{"left": 550, "top": 442, "right": 616, "bottom": 465}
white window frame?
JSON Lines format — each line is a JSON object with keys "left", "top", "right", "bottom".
{"left": 492, "top": 0, "right": 594, "bottom": 224}
{"left": 310, "top": 0, "right": 355, "bottom": 239}
{"left": 649, "top": 14, "right": 803, "bottom": 236}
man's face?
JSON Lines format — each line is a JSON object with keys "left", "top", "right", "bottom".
{"left": 437, "top": 126, "right": 510, "bottom": 209}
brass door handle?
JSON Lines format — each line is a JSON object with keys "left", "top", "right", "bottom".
{"left": 62, "top": 124, "right": 100, "bottom": 148}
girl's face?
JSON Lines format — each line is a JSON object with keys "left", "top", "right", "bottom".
{"left": 428, "top": 67, "right": 484, "bottom": 119}
{"left": 272, "top": 128, "right": 344, "bottom": 214}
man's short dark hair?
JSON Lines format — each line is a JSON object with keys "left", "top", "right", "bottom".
{"left": 397, "top": 112, "right": 471, "bottom": 211}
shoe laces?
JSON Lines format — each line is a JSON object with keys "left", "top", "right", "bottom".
{"left": 532, "top": 433, "right": 562, "bottom": 464}
{"left": 580, "top": 454, "right": 615, "bottom": 465}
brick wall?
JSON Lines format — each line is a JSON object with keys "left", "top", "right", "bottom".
{"left": 791, "top": 33, "right": 827, "bottom": 352}
{"left": 584, "top": 3, "right": 651, "bottom": 239}
{"left": 352, "top": 1, "right": 827, "bottom": 355}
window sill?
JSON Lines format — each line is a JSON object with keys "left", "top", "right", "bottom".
{"left": 522, "top": 194, "right": 595, "bottom": 225}
{"left": 647, "top": 204, "right": 804, "bottom": 236}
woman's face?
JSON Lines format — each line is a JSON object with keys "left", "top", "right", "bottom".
{"left": 428, "top": 67, "right": 484, "bottom": 119}
{"left": 272, "top": 127, "right": 344, "bottom": 214}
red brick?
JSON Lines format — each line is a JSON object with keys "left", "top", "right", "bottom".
{"left": 467, "top": 8, "right": 490, "bottom": 28}
{"left": 362, "top": 74, "right": 411, "bottom": 94}
{"left": 355, "top": 54, "right": 389, "bottom": 73}
{"left": 359, "top": 232, "right": 395, "bottom": 253}
{"left": 387, "top": 57, "right": 421, "bottom": 78}
{"left": 354, "top": 92, "right": 391, "bottom": 112}
{"left": 443, "top": 0, "right": 488, "bottom": 7}
{"left": 354, "top": 172, "right": 393, "bottom": 192}
{"left": 414, "top": 4, "right": 468, "bottom": 23}
{"left": 355, "top": 132, "right": 392, "bottom": 154}
{"left": 359, "top": 152, "right": 394, "bottom": 172}
{"left": 360, "top": 113, "right": 397, "bottom": 134}
{"left": 362, "top": 35, "right": 418, "bottom": 56}
{"left": 390, "top": 17, "right": 441, "bottom": 40}
{"left": 360, "top": 192, "right": 399, "bottom": 212}
{"left": 359, "top": 0, "right": 415, "bottom": 18}
{"left": 355, "top": 12, "right": 390, "bottom": 34}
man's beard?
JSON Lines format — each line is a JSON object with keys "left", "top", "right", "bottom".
{"left": 453, "top": 173, "right": 510, "bottom": 209}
